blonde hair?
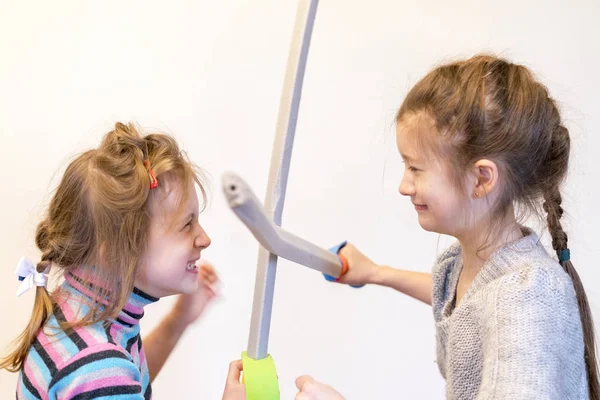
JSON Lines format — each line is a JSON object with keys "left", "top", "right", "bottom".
{"left": 1, "top": 122, "right": 207, "bottom": 372}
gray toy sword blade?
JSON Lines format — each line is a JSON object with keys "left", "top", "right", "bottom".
{"left": 243, "top": 0, "right": 319, "bottom": 361}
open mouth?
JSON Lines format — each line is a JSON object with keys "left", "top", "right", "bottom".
{"left": 186, "top": 261, "right": 199, "bottom": 272}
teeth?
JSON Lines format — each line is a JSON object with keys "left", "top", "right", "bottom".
{"left": 186, "top": 262, "right": 197, "bottom": 271}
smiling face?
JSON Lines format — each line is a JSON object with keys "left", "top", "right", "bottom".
{"left": 396, "top": 113, "right": 474, "bottom": 237}
{"left": 135, "top": 175, "right": 211, "bottom": 298}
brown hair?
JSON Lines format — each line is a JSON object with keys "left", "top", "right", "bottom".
{"left": 1, "top": 122, "right": 207, "bottom": 372}
{"left": 396, "top": 54, "right": 598, "bottom": 398}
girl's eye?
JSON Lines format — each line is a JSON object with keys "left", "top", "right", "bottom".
{"left": 402, "top": 160, "right": 420, "bottom": 172}
{"left": 403, "top": 162, "right": 419, "bottom": 172}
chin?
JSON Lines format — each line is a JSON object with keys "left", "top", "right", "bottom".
{"left": 179, "top": 282, "right": 199, "bottom": 295}
{"left": 417, "top": 220, "right": 447, "bottom": 235}
{"left": 417, "top": 213, "right": 455, "bottom": 235}
{"left": 151, "top": 284, "right": 197, "bottom": 298}
{"left": 417, "top": 216, "right": 436, "bottom": 232}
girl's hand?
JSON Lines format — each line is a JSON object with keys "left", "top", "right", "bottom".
{"left": 295, "top": 375, "right": 345, "bottom": 400}
{"left": 222, "top": 360, "right": 246, "bottom": 400}
{"left": 171, "top": 263, "right": 219, "bottom": 327}
{"left": 338, "top": 244, "right": 380, "bottom": 286}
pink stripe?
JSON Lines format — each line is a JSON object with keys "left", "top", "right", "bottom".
{"left": 118, "top": 315, "right": 137, "bottom": 325}
{"left": 109, "top": 323, "right": 122, "bottom": 343}
{"left": 62, "top": 375, "right": 138, "bottom": 398}
{"left": 68, "top": 267, "right": 111, "bottom": 290}
{"left": 64, "top": 269, "right": 112, "bottom": 306}
{"left": 61, "top": 342, "right": 126, "bottom": 367}
{"left": 108, "top": 324, "right": 123, "bottom": 349}
{"left": 64, "top": 274, "right": 109, "bottom": 306}
{"left": 123, "top": 302, "right": 143, "bottom": 315}
{"left": 23, "top": 362, "right": 47, "bottom": 400}
{"left": 110, "top": 321, "right": 124, "bottom": 331}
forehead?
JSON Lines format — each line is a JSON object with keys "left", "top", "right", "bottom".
{"left": 148, "top": 176, "right": 198, "bottom": 222}
{"left": 396, "top": 113, "right": 438, "bottom": 159}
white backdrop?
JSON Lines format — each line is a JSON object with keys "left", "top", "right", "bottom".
{"left": 1, "top": 0, "right": 599, "bottom": 398}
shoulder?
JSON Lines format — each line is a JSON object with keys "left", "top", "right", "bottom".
{"left": 492, "top": 260, "right": 579, "bottom": 326}
{"left": 485, "top": 228, "right": 576, "bottom": 307}
{"left": 25, "top": 302, "right": 115, "bottom": 380}
{"left": 498, "top": 259, "right": 574, "bottom": 299}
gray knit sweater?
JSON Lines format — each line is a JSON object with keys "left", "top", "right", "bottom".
{"left": 432, "top": 228, "right": 588, "bottom": 399}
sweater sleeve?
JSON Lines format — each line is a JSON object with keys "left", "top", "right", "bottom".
{"left": 48, "top": 343, "right": 145, "bottom": 400}
{"left": 478, "top": 266, "right": 582, "bottom": 400}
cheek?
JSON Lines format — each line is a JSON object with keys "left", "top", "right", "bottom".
{"left": 423, "top": 179, "right": 454, "bottom": 212}
{"left": 142, "top": 237, "right": 182, "bottom": 272}
{"left": 414, "top": 177, "right": 433, "bottom": 199}
{"left": 441, "top": 190, "right": 469, "bottom": 221}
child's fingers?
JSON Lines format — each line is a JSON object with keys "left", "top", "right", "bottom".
{"left": 204, "top": 270, "right": 219, "bottom": 284}
{"left": 198, "top": 263, "right": 214, "bottom": 274}
{"left": 227, "top": 360, "right": 243, "bottom": 384}
{"left": 199, "top": 275, "right": 219, "bottom": 293}
{"left": 198, "top": 264, "right": 219, "bottom": 283}
{"left": 196, "top": 276, "right": 217, "bottom": 297}
{"left": 204, "top": 286, "right": 216, "bottom": 299}
{"left": 197, "top": 258, "right": 213, "bottom": 269}
{"left": 196, "top": 263, "right": 220, "bottom": 298}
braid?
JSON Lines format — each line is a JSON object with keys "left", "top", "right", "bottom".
{"left": 543, "top": 165, "right": 599, "bottom": 400}
{"left": 37, "top": 249, "right": 54, "bottom": 274}
{"left": 543, "top": 187, "right": 568, "bottom": 257}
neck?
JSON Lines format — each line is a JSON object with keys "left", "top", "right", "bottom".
{"left": 456, "top": 211, "right": 523, "bottom": 273}
{"left": 64, "top": 267, "right": 159, "bottom": 317}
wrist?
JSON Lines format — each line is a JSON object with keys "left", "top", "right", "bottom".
{"left": 367, "top": 264, "right": 386, "bottom": 285}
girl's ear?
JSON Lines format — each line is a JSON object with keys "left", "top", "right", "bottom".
{"left": 470, "top": 159, "right": 499, "bottom": 198}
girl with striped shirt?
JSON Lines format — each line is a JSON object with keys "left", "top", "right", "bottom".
{"left": 1, "top": 122, "right": 246, "bottom": 400}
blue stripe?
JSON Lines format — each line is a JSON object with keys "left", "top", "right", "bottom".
{"left": 45, "top": 315, "right": 80, "bottom": 357}
{"left": 27, "top": 345, "right": 53, "bottom": 384}
{"left": 17, "top": 373, "right": 40, "bottom": 399}
{"left": 141, "top": 371, "right": 150, "bottom": 393}
{"left": 119, "top": 325, "right": 141, "bottom": 354}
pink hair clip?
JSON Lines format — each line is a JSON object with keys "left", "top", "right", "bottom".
{"left": 143, "top": 161, "right": 158, "bottom": 189}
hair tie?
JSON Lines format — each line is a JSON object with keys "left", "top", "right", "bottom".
{"left": 15, "top": 256, "right": 49, "bottom": 296}
{"left": 558, "top": 248, "right": 570, "bottom": 263}
{"left": 143, "top": 161, "right": 158, "bottom": 189}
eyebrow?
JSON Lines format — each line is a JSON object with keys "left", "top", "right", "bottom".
{"left": 182, "top": 212, "right": 195, "bottom": 223}
{"left": 400, "top": 153, "right": 415, "bottom": 162}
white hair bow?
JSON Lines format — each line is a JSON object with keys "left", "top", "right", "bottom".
{"left": 15, "top": 256, "right": 49, "bottom": 296}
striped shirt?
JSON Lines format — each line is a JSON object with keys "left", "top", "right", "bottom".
{"left": 17, "top": 271, "right": 159, "bottom": 399}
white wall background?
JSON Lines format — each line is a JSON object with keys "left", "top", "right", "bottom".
{"left": 1, "top": 0, "right": 599, "bottom": 398}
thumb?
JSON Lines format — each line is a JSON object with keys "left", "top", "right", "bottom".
{"left": 296, "top": 375, "right": 315, "bottom": 390}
